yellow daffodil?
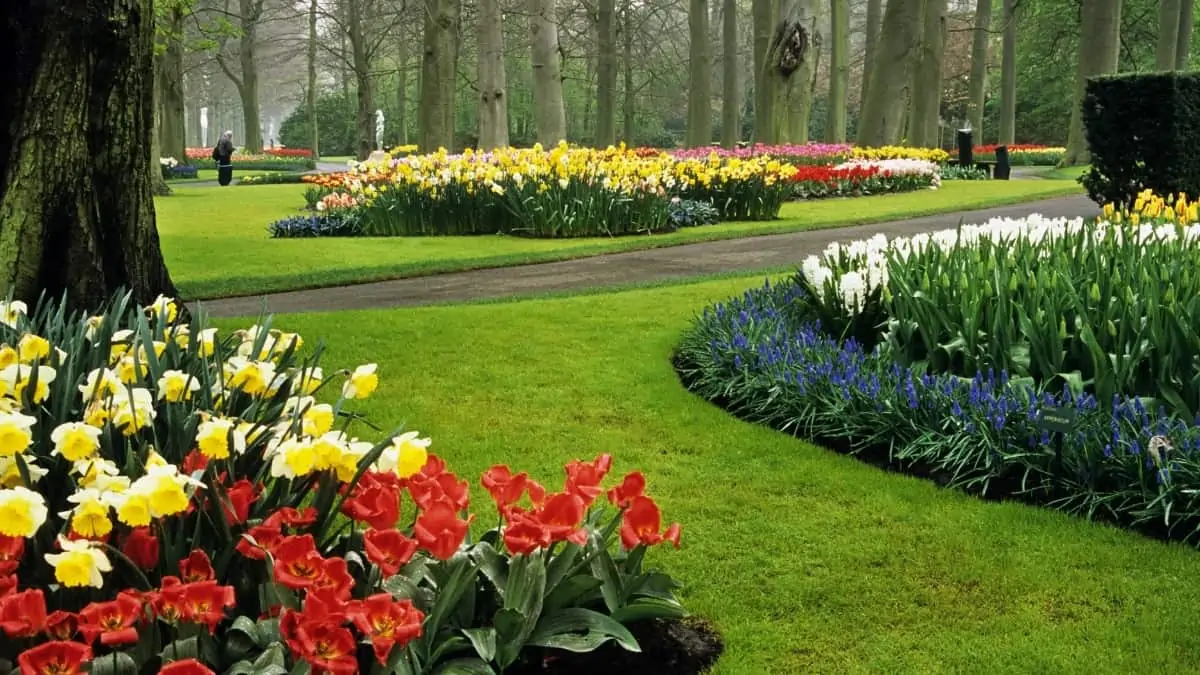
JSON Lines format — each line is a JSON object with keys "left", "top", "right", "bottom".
{"left": 0, "top": 485, "right": 48, "bottom": 537}
{"left": 50, "top": 421, "right": 103, "bottom": 462}
{"left": 0, "top": 456, "right": 47, "bottom": 488}
{"left": 147, "top": 295, "right": 179, "bottom": 323}
{"left": 293, "top": 367, "right": 323, "bottom": 395}
{"left": 343, "top": 363, "right": 379, "bottom": 399}
{"left": 225, "top": 357, "right": 275, "bottom": 396}
{"left": 84, "top": 315, "right": 105, "bottom": 342}
{"left": 0, "top": 410, "right": 36, "bottom": 457}
{"left": 268, "top": 437, "right": 317, "bottom": 479}
{"left": 377, "top": 430, "right": 431, "bottom": 478}
{"left": 302, "top": 402, "right": 335, "bottom": 437}
{"left": 196, "top": 417, "right": 247, "bottom": 460}
{"left": 157, "top": 369, "right": 200, "bottom": 402}
{"left": 0, "top": 301, "right": 27, "bottom": 328}
{"left": 62, "top": 489, "right": 113, "bottom": 538}
{"left": 45, "top": 536, "right": 111, "bottom": 588}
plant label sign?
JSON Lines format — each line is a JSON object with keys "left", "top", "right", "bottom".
{"left": 1036, "top": 406, "right": 1078, "bottom": 433}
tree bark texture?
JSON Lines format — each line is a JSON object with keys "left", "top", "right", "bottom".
{"left": 686, "top": 0, "right": 713, "bottom": 146}
{"left": 530, "top": 0, "right": 567, "bottom": 144}
{"left": 998, "top": 0, "right": 1016, "bottom": 144}
{"left": 752, "top": 0, "right": 776, "bottom": 141}
{"left": 308, "top": 0, "right": 320, "bottom": 157}
{"left": 622, "top": 0, "right": 635, "bottom": 142}
{"left": 596, "top": 0, "right": 618, "bottom": 146}
{"left": 1174, "top": 0, "right": 1193, "bottom": 70}
{"left": 826, "top": 0, "right": 850, "bottom": 142}
{"left": 159, "top": 7, "right": 187, "bottom": 163}
{"left": 237, "top": 0, "right": 263, "bottom": 152}
{"left": 0, "top": 0, "right": 179, "bottom": 310}
{"left": 419, "top": 0, "right": 460, "bottom": 151}
{"left": 397, "top": 30, "right": 409, "bottom": 146}
{"left": 966, "top": 0, "right": 991, "bottom": 134}
{"left": 1062, "top": 0, "right": 1122, "bottom": 166}
{"left": 858, "top": 0, "right": 924, "bottom": 146}
{"left": 908, "top": 0, "right": 946, "bottom": 147}
{"left": 1156, "top": 0, "right": 1182, "bottom": 70}
{"left": 721, "top": 0, "right": 740, "bottom": 147}
{"left": 782, "top": 7, "right": 817, "bottom": 144}
{"left": 477, "top": 0, "right": 510, "bottom": 149}
{"left": 151, "top": 62, "right": 171, "bottom": 198}
{"left": 859, "top": 0, "right": 882, "bottom": 114}
{"left": 346, "top": 0, "right": 375, "bottom": 160}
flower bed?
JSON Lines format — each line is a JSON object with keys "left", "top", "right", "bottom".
{"left": 0, "top": 293, "right": 694, "bottom": 674}
{"left": 263, "top": 148, "right": 314, "bottom": 158}
{"left": 160, "top": 158, "right": 198, "bottom": 181}
{"left": 788, "top": 160, "right": 939, "bottom": 198}
{"left": 669, "top": 144, "right": 950, "bottom": 166}
{"left": 291, "top": 144, "right": 797, "bottom": 238}
{"left": 185, "top": 148, "right": 317, "bottom": 171}
{"left": 676, "top": 193, "right": 1200, "bottom": 549}
{"left": 973, "top": 144, "right": 1065, "bottom": 166}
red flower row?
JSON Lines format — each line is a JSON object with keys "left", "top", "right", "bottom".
{"left": 973, "top": 144, "right": 1057, "bottom": 153}
{"left": 790, "top": 164, "right": 884, "bottom": 184}
{"left": 263, "top": 148, "right": 315, "bottom": 157}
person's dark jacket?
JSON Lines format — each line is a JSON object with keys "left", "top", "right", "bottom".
{"left": 211, "top": 139, "right": 234, "bottom": 164}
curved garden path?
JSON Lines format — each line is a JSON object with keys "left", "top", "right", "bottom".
{"left": 197, "top": 193, "right": 1099, "bottom": 318}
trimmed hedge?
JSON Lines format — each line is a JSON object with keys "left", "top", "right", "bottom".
{"left": 1082, "top": 71, "right": 1200, "bottom": 207}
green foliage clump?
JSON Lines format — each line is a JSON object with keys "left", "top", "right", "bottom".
{"left": 1082, "top": 71, "right": 1200, "bottom": 207}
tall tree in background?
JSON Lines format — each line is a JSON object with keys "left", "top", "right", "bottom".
{"left": 307, "top": 0, "right": 319, "bottom": 157}
{"left": 752, "top": 0, "right": 775, "bottom": 141}
{"left": 158, "top": 3, "right": 189, "bottom": 163}
{"left": 419, "top": 0, "right": 461, "bottom": 150}
{"left": 966, "top": 0, "right": 991, "bottom": 134}
{"left": 721, "top": 0, "right": 739, "bottom": 147}
{"left": 826, "top": 0, "right": 850, "bottom": 142}
{"left": 346, "top": 0, "right": 373, "bottom": 159}
{"left": 596, "top": 0, "right": 618, "bottom": 146}
{"left": 1176, "top": 2, "right": 1193, "bottom": 69}
{"left": 686, "top": 0, "right": 713, "bottom": 146}
{"left": 1156, "top": 0, "right": 1181, "bottom": 70}
{"left": 477, "top": 0, "right": 510, "bottom": 148}
{"left": 1062, "top": 0, "right": 1122, "bottom": 166}
{"left": 0, "top": 0, "right": 179, "bottom": 308}
{"left": 622, "top": 0, "right": 636, "bottom": 141}
{"left": 396, "top": 27, "right": 410, "bottom": 146}
{"left": 775, "top": 0, "right": 816, "bottom": 143}
{"left": 859, "top": 0, "right": 882, "bottom": 112}
{"left": 215, "top": 0, "right": 266, "bottom": 152}
{"left": 908, "top": 0, "right": 946, "bottom": 147}
{"left": 998, "top": 0, "right": 1017, "bottom": 144}
{"left": 530, "top": 0, "right": 567, "bottom": 144}
{"left": 858, "top": 0, "right": 923, "bottom": 146}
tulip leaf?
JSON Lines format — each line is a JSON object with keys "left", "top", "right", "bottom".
{"left": 543, "top": 574, "right": 603, "bottom": 611}
{"left": 528, "top": 607, "right": 641, "bottom": 653}
{"left": 89, "top": 653, "right": 139, "bottom": 675}
{"left": 587, "top": 533, "right": 624, "bottom": 613}
{"left": 609, "top": 596, "right": 689, "bottom": 623}
{"left": 160, "top": 636, "right": 201, "bottom": 662}
{"left": 224, "top": 615, "right": 261, "bottom": 659}
{"left": 493, "top": 550, "right": 547, "bottom": 668}
{"left": 461, "top": 627, "right": 498, "bottom": 662}
{"left": 469, "top": 541, "right": 508, "bottom": 599}
{"left": 432, "top": 657, "right": 498, "bottom": 675}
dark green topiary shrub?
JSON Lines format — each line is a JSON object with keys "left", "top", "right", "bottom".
{"left": 1081, "top": 71, "right": 1200, "bottom": 207}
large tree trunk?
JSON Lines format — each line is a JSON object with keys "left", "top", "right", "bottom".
{"left": 1062, "top": 0, "right": 1122, "bottom": 166}
{"left": 782, "top": 7, "right": 818, "bottom": 143}
{"left": 596, "top": 0, "right": 618, "bottom": 146}
{"left": 908, "top": 0, "right": 945, "bottom": 147}
{"left": 0, "top": 0, "right": 179, "bottom": 310}
{"left": 721, "top": 0, "right": 739, "bottom": 147}
{"left": 752, "top": 0, "right": 776, "bottom": 142}
{"left": 237, "top": 0, "right": 263, "bottom": 153}
{"left": 859, "top": 0, "right": 882, "bottom": 114}
{"left": 1174, "top": 0, "right": 1193, "bottom": 70}
{"left": 966, "top": 0, "right": 991, "bottom": 134}
{"left": 530, "top": 0, "right": 567, "bottom": 144}
{"left": 397, "top": 30, "right": 409, "bottom": 146}
{"left": 308, "top": 0, "right": 320, "bottom": 157}
{"left": 686, "top": 0, "right": 713, "bottom": 146}
{"left": 347, "top": 0, "right": 374, "bottom": 160}
{"left": 1156, "top": 0, "right": 1182, "bottom": 70}
{"left": 159, "top": 7, "right": 187, "bottom": 163}
{"left": 998, "top": 0, "right": 1016, "bottom": 144}
{"left": 151, "top": 61, "right": 173, "bottom": 197}
{"left": 825, "top": 0, "right": 850, "bottom": 142}
{"left": 622, "top": 0, "right": 636, "bottom": 142}
{"left": 858, "top": 0, "right": 924, "bottom": 146}
{"left": 419, "top": 0, "right": 460, "bottom": 151}
{"left": 477, "top": 0, "right": 510, "bottom": 149}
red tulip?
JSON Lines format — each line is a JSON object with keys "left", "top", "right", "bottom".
{"left": 352, "top": 594, "right": 425, "bottom": 664}
{"left": 408, "top": 470, "right": 470, "bottom": 512}
{"left": 606, "top": 471, "right": 646, "bottom": 508}
{"left": 0, "top": 588, "right": 46, "bottom": 637}
{"left": 280, "top": 610, "right": 358, "bottom": 675}
{"left": 17, "top": 640, "right": 92, "bottom": 675}
{"left": 536, "top": 493, "right": 588, "bottom": 546}
{"left": 363, "top": 529, "right": 418, "bottom": 576}
{"left": 79, "top": 592, "right": 143, "bottom": 646}
{"left": 44, "top": 611, "right": 79, "bottom": 641}
{"left": 236, "top": 524, "right": 283, "bottom": 560}
{"left": 563, "top": 454, "right": 613, "bottom": 504}
{"left": 180, "top": 581, "right": 236, "bottom": 631}
{"left": 222, "top": 479, "right": 259, "bottom": 525}
{"left": 0, "top": 574, "right": 15, "bottom": 597}
{"left": 619, "top": 496, "right": 682, "bottom": 550}
{"left": 0, "top": 534, "right": 23, "bottom": 575}
{"left": 341, "top": 474, "right": 401, "bottom": 530}
{"left": 121, "top": 527, "right": 160, "bottom": 570}
{"left": 481, "top": 465, "right": 546, "bottom": 512}
{"left": 271, "top": 535, "right": 325, "bottom": 590}
{"left": 310, "top": 556, "right": 355, "bottom": 601}
{"left": 159, "top": 659, "right": 216, "bottom": 675}
{"left": 179, "top": 550, "right": 215, "bottom": 582}
{"left": 413, "top": 500, "right": 469, "bottom": 560}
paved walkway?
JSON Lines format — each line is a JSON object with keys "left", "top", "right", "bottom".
{"left": 197, "top": 194, "right": 1099, "bottom": 318}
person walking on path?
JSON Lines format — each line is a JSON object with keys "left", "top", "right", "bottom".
{"left": 212, "top": 131, "right": 235, "bottom": 186}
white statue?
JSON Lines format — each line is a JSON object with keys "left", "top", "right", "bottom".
{"left": 200, "top": 107, "right": 209, "bottom": 147}
{"left": 375, "top": 109, "right": 385, "bottom": 150}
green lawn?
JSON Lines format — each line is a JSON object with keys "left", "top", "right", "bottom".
{"left": 1040, "top": 164, "right": 1090, "bottom": 181}
{"left": 159, "top": 179, "right": 1084, "bottom": 300}
{"left": 218, "top": 276, "right": 1200, "bottom": 674}
{"left": 167, "top": 169, "right": 272, "bottom": 183}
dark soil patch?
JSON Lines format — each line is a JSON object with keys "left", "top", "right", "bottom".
{"left": 512, "top": 617, "right": 724, "bottom": 675}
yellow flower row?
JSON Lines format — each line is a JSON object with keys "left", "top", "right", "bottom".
{"left": 850, "top": 145, "right": 950, "bottom": 163}
{"left": 1103, "top": 189, "right": 1200, "bottom": 226}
